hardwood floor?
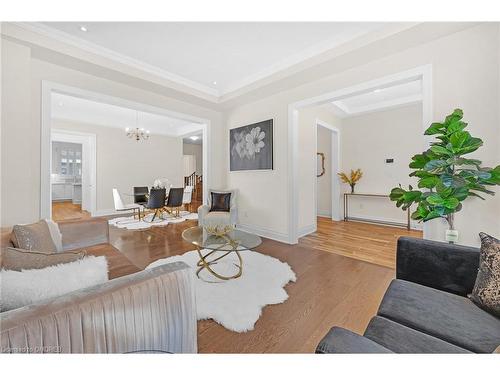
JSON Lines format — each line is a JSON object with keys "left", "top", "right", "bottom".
{"left": 52, "top": 201, "right": 90, "bottom": 222}
{"left": 300, "top": 217, "right": 422, "bottom": 269}
{"left": 107, "top": 212, "right": 405, "bottom": 353}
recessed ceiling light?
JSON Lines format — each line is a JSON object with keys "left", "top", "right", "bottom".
{"left": 212, "top": 81, "right": 217, "bottom": 85}
{"left": 190, "top": 136, "right": 199, "bottom": 141}
{"left": 373, "top": 88, "right": 382, "bottom": 93}
{"left": 80, "top": 26, "right": 88, "bottom": 32}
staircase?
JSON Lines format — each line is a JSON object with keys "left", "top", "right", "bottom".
{"left": 184, "top": 172, "right": 203, "bottom": 202}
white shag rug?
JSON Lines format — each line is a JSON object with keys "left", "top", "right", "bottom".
{"left": 109, "top": 211, "right": 198, "bottom": 230}
{"left": 147, "top": 249, "right": 296, "bottom": 332}
{"left": 0, "top": 256, "right": 108, "bottom": 312}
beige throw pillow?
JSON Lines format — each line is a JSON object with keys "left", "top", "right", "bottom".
{"left": 0, "top": 247, "right": 85, "bottom": 271}
{"left": 11, "top": 220, "right": 57, "bottom": 253}
{"left": 470, "top": 232, "right": 500, "bottom": 318}
{"left": 44, "top": 219, "right": 63, "bottom": 252}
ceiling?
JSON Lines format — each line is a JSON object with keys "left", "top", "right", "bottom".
{"left": 51, "top": 93, "right": 203, "bottom": 137}
{"left": 329, "top": 80, "right": 422, "bottom": 117}
{"left": 183, "top": 133, "right": 203, "bottom": 145}
{"left": 40, "top": 22, "right": 387, "bottom": 97}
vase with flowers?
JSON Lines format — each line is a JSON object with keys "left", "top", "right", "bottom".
{"left": 338, "top": 169, "right": 363, "bottom": 193}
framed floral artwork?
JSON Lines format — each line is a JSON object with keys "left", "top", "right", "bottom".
{"left": 230, "top": 119, "right": 273, "bottom": 171}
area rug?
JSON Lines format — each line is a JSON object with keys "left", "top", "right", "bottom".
{"left": 108, "top": 211, "right": 198, "bottom": 230}
{"left": 147, "top": 250, "right": 296, "bottom": 332}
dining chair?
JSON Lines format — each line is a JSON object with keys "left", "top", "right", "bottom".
{"left": 133, "top": 186, "right": 149, "bottom": 206}
{"left": 165, "top": 187, "right": 184, "bottom": 218}
{"left": 182, "top": 186, "right": 194, "bottom": 212}
{"left": 144, "top": 188, "right": 166, "bottom": 222}
{"left": 112, "top": 188, "right": 142, "bottom": 220}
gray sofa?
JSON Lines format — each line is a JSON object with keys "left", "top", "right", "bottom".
{"left": 1, "top": 262, "right": 197, "bottom": 354}
{"left": 1, "top": 219, "right": 197, "bottom": 354}
{"left": 316, "top": 237, "right": 500, "bottom": 353}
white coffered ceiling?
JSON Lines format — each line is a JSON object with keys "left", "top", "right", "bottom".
{"left": 329, "top": 80, "right": 422, "bottom": 118}
{"left": 51, "top": 93, "right": 203, "bottom": 137}
{"left": 39, "top": 22, "right": 387, "bottom": 97}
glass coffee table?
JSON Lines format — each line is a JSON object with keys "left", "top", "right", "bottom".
{"left": 182, "top": 226, "right": 262, "bottom": 281}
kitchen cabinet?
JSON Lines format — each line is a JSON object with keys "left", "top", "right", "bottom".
{"left": 52, "top": 183, "right": 73, "bottom": 201}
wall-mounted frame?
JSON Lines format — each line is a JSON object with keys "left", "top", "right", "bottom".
{"left": 229, "top": 119, "right": 273, "bottom": 171}
{"left": 316, "top": 152, "right": 325, "bottom": 177}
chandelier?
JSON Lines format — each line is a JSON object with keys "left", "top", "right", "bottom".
{"left": 125, "top": 111, "right": 150, "bottom": 141}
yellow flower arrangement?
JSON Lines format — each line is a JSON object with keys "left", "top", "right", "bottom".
{"left": 338, "top": 169, "right": 363, "bottom": 193}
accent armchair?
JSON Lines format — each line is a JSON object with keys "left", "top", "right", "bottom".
{"left": 198, "top": 189, "right": 238, "bottom": 227}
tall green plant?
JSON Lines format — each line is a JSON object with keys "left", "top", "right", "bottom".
{"left": 390, "top": 109, "right": 500, "bottom": 230}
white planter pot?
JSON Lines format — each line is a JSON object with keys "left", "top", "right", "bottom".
{"left": 445, "top": 229, "right": 459, "bottom": 243}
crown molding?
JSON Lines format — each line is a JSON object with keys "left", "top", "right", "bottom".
{"left": 332, "top": 93, "right": 422, "bottom": 118}
{"left": 217, "top": 23, "right": 407, "bottom": 96}
{"left": 8, "top": 22, "right": 221, "bottom": 99}
{"left": 5, "top": 22, "right": 420, "bottom": 103}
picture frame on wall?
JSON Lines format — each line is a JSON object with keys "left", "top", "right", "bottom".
{"left": 229, "top": 119, "right": 274, "bottom": 171}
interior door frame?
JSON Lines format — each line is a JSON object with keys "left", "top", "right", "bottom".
{"left": 40, "top": 81, "right": 211, "bottom": 219}
{"left": 288, "top": 64, "right": 433, "bottom": 244}
{"left": 51, "top": 130, "right": 97, "bottom": 217}
{"left": 315, "top": 119, "right": 342, "bottom": 222}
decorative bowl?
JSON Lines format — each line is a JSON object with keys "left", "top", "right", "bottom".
{"left": 204, "top": 225, "right": 233, "bottom": 237}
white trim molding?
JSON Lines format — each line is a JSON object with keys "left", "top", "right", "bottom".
{"left": 236, "top": 223, "right": 291, "bottom": 244}
{"left": 6, "top": 22, "right": 427, "bottom": 102}
{"left": 51, "top": 129, "right": 97, "bottom": 217}
{"left": 288, "top": 64, "right": 433, "bottom": 244}
{"left": 346, "top": 214, "right": 423, "bottom": 231}
{"left": 10, "top": 22, "right": 220, "bottom": 99}
{"left": 40, "top": 80, "right": 211, "bottom": 219}
{"left": 298, "top": 224, "right": 317, "bottom": 238}
{"left": 315, "top": 119, "right": 342, "bottom": 222}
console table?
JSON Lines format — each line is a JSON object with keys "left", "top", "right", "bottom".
{"left": 343, "top": 193, "right": 411, "bottom": 230}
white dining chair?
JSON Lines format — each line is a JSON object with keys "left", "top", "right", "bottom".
{"left": 183, "top": 186, "right": 193, "bottom": 205}
{"left": 112, "top": 188, "right": 143, "bottom": 220}
{"left": 182, "top": 186, "right": 194, "bottom": 212}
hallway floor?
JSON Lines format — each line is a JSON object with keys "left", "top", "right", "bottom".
{"left": 300, "top": 217, "right": 422, "bottom": 268}
{"left": 52, "top": 201, "right": 90, "bottom": 222}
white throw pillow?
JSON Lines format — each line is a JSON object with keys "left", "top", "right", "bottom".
{"left": 0, "top": 256, "right": 108, "bottom": 312}
{"left": 44, "top": 219, "right": 63, "bottom": 252}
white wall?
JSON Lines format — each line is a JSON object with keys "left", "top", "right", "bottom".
{"left": 1, "top": 39, "right": 35, "bottom": 226}
{"left": 225, "top": 24, "right": 500, "bottom": 246}
{"left": 1, "top": 38, "right": 225, "bottom": 226}
{"left": 340, "top": 104, "right": 422, "bottom": 227}
{"left": 53, "top": 119, "right": 183, "bottom": 214}
{"left": 183, "top": 143, "right": 203, "bottom": 176}
{"left": 317, "top": 125, "right": 332, "bottom": 217}
{"left": 225, "top": 106, "right": 288, "bottom": 241}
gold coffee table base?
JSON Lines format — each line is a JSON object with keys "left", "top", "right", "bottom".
{"left": 195, "top": 244, "right": 243, "bottom": 281}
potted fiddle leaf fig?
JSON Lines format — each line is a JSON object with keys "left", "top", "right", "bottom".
{"left": 390, "top": 109, "right": 500, "bottom": 243}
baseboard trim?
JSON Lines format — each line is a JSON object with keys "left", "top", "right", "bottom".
{"left": 236, "top": 223, "right": 291, "bottom": 244}
{"left": 93, "top": 209, "right": 121, "bottom": 217}
{"left": 345, "top": 213, "right": 423, "bottom": 231}
{"left": 316, "top": 209, "right": 332, "bottom": 218}
{"left": 298, "top": 223, "right": 317, "bottom": 238}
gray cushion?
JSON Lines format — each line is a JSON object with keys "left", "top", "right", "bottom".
{"left": 378, "top": 279, "right": 500, "bottom": 353}
{"left": 364, "top": 316, "right": 471, "bottom": 353}
{"left": 316, "top": 327, "right": 392, "bottom": 353}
